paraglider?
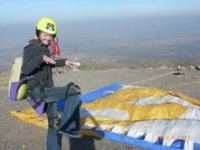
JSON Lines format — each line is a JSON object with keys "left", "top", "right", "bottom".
{"left": 11, "top": 82, "right": 200, "bottom": 150}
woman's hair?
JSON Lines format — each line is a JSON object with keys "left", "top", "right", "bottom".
{"left": 35, "top": 28, "right": 40, "bottom": 37}
{"left": 53, "top": 37, "right": 58, "bottom": 43}
{"left": 35, "top": 28, "right": 56, "bottom": 38}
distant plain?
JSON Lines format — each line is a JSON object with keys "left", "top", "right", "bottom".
{"left": 1, "top": 15, "right": 200, "bottom": 72}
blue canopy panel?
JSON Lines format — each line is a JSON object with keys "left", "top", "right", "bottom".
{"left": 56, "top": 82, "right": 123, "bottom": 111}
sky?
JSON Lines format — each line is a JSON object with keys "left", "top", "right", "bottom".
{"left": 1, "top": 0, "right": 200, "bottom": 24}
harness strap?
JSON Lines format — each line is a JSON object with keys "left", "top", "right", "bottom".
{"left": 65, "top": 82, "right": 81, "bottom": 98}
{"left": 31, "top": 99, "right": 44, "bottom": 109}
{"left": 39, "top": 79, "right": 47, "bottom": 100}
{"left": 68, "top": 92, "right": 81, "bottom": 97}
{"left": 26, "top": 89, "right": 45, "bottom": 109}
{"left": 48, "top": 115, "right": 61, "bottom": 130}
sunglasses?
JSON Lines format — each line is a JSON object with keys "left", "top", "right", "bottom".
{"left": 46, "top": 23, "right": 55, "bottom": 31}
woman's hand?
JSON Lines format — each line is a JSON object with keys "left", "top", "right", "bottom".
{"left": 65, "top": 60, "right": 80, "bottom": 67}
{"left": 43, "top": 55, "right": 56, "bottom": 64}
{"left": 65, "top": 60, "right": 73, "bottom": 67}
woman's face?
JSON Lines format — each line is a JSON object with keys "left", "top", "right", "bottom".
{"left": 39, "top": 31, "right": 53, "bottom": 45}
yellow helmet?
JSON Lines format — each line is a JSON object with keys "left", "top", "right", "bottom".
{"left": 36, "top": 17, "right": 57, "bottom": 35}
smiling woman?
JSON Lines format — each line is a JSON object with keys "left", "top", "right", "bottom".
{"left": 15, "top": 17, "right": 83, "bottom": 150}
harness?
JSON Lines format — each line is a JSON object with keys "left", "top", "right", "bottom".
{"left": 26, "top": 78, "right": 47, "bottom": 116}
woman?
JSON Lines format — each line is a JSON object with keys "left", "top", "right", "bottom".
{"left": 50, "top": 37, "right": 62, "bottom": 79}
{"left": 50, "top": 37, "right": 61, "bottom": 58}
{"left": 22, "top": 17, "right": 82, "bottom": 150}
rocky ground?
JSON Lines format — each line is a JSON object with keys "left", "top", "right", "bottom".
{"left": 1, "top": 66, "right": 200, "bottom": 150}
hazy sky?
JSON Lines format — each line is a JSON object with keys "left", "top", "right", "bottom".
{"left": 1, "top": 0, "right": 200, "bottom": 24}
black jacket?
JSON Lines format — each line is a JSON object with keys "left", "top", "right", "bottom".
{"left": 22, "top": 39, "right": 66, "bottom": 89}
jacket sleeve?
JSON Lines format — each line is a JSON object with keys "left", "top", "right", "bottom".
{"left": 22, "top": 45, "right": 44, "bottom": 75}
{"left": 54, "top": 59, "right": 67, "bottom": 67}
